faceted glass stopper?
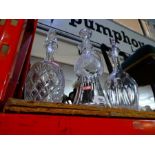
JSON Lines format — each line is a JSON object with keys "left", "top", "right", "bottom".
{"left": 78, "top": 28, "right": 92, "bottom": 53}
{"left": 79, "top": 28, "right": 92, "bottom": 39}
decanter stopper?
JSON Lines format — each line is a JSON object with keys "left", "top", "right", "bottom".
{"left": 105, "top": 38, "right": 139, "bottom": 110}
{"left": 78, "top": 28, "right": 93, "bottom": 55}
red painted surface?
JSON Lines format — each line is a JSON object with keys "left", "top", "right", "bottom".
{"left": 0, "top": 20, "right": 37, "bottom": 103}
{"left": 12, "top": 20, "right": 38, "bottom": 99}
{"left": 0, "top": 113, "right": 155, "bottom": 135}
{"left": 0, "top": 20, "right": 26, "bottom": 102}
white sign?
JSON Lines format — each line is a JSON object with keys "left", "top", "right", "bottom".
{"left": 38, "top": 19, "right": 155, "bottom": 54}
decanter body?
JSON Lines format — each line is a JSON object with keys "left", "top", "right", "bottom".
{"left": 24, "top": 29, "right": 65, "bottom": 102}
{"left": 105, "top": 39, "right": 139, "bottom": 109}
{"left": 73, "top": 28, "right": 107, "bottom": 105}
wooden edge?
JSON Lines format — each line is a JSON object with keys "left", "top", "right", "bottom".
{"left": 3, "top": 98, "right": 155, "bottom": 119}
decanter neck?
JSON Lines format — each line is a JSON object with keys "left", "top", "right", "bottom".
{"left": 80, "top": 37, "right": 93, "bottom": 55}
{"left": 110, "top": 38, "right": 122, "bottom": 71}
{"left": 112, "top": 57, "right": 122, "bottom": 71}
{"left": 45, "top": 48, "right": 54, "bottom": 62}
{"left": 44, "top": 29, "right": 58, "bottom": 62}
{"left": 78, "top": 28, "right": 93, "bottom": 55}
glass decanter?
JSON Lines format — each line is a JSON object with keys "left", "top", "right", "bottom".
{"left": 105, "top": 38, "right": 139, "bottom": 110}
{"left": 73, "top": 28, "right": 108, "bottom": 106}
{"left": 24, "top": 29, "right": 65, "bottom": 102}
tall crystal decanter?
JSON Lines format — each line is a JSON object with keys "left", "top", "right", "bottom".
{"left": 105, "top": 38, "right": 139, "bottom": 109}
{"left": 24, "top": 29, "right": 65, "bottom": 102}
{"left": 73, "top": 28, "right": 107, "bottom": 105}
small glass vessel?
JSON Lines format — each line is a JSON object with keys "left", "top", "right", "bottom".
{"left": 73, "top": 28, "right": 108, "bottom": 106}
{"left": 105, "top": 38, "right": 139, "bottom": 110}
{"left": 24, "top": 29, "right": 65, "bottom": 102}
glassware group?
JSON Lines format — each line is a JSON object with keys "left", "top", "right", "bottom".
{"left": 24, "top": 27, "right": 139, "bottom": 110}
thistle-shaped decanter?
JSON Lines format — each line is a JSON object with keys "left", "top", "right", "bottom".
{"left": 24, "top": 29, "right": 65, "bottom": 102}
{"left": 105, "top": 38, "right": 139, "bottom": 110}
{"left": 73, "top": 28, "right": 107, "bottom": 105}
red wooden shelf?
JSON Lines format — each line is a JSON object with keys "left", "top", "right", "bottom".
{"left": 0, "top": 113, "right": 155, "bottom": 135}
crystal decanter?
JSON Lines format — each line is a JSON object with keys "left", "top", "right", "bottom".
{"left": 73, "top": 28, "right": 108, "bottom": 105}
{"left": 24, "top": 29, "right": 65, "bottom": 102}
{"left": 105, "top": 39, "right": 139, "bottom": 110}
